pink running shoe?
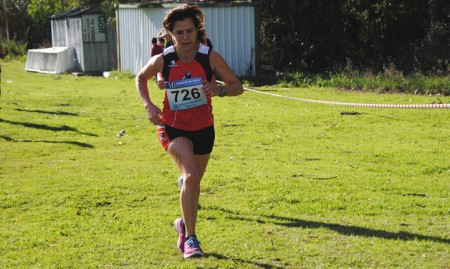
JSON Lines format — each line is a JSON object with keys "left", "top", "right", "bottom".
{"left": 174, "top": 218, "right": 185, "bottom": 253}
{"left": 183, "top": 236, "right": 204, "bottom": 258}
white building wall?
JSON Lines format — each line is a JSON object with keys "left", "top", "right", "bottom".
{"left": 66, "top": 18, "right": 83, "bottom": 70}
{"left": 117, "top": 7, "right": 167, "bottom": 75}
{"left": 117, "top": 4, "right": 258, "bottom": 77}
{"left": 51, "top": 20, "right": 67, "bottom": 47}
{"left": 50, "top": 11, "right": 117, "bottom": 73}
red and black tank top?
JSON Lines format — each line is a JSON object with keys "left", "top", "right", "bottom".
{"left": 161, "top": 44, "right": 215, "bottom": 131}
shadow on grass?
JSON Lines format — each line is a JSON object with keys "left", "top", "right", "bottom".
{"left": 207, "top": 253, "right": 285, "bottom": 269}
{"left": 0, "top": 118, "right": 97, "bottom": 136}
{"left": 14, "top": 108, "right": 79, "bottom": 116}
{"left": 0, "top": 135, "right": 94, "bottom": 148}
{"left": 206, "top": 206, "right": 450, "bottom": 244}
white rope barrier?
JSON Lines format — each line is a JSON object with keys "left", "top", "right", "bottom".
{"left": 217, "top": 80, "right": 450, "bottom": 109}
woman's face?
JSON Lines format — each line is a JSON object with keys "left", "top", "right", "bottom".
{"left": 171, "top": 17, "right": 198, "bottom": 50}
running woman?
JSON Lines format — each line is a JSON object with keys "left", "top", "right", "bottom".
{"left": 135, "top": 4, "right": 244, "bottom": 258}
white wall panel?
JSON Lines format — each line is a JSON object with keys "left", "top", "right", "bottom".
{"left": 118, "top": 4, "right": 258, "bottom": 77}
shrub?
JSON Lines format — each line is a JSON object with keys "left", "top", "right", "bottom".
{"left": 0, "top": 37, "right": 28, "bottom": 58}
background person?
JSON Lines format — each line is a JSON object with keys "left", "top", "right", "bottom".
{"left": 150, "top": 37, "right": 163, "bottom": 57}
{"left": 158, "top": 37, "right": 166, "bottom": 49}
{"left": 136, "top": 4, "right": 244, "bottom": 259}
{"left": 150, "top": 37, "right": 163, "bottom": 82}
{"left": 158, "top": 28, "right": 174, "bottom": 48}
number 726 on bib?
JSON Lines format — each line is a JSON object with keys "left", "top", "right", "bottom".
{"left": 166, "top": 77, "right": 208, "bottom": 111}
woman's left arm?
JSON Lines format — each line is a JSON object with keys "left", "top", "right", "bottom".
{"left": 205, "top": 51, "right": 244, "bottom": 97}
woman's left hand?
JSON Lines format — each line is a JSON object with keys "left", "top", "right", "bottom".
{"left": 157, "top": 73, "right": 166, "bottom": 90}
{"left": 202, "top": 81, "right": 218, "bottom": 98}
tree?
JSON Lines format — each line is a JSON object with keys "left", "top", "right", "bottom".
{"left": 259, "top": 0, "right": 449, "bottom": 74}
{"left": 260, "top": 0, "right": 349, "bottom": 73}
{"left": 2, "top": 0, "right": 9, "bottom": 42}
{"left": 25, "top": 0, "right": 128, "bottom": 47}
{"left": 26, "top": 0, "right": 82, "bottom": 46}
{"left": 410, "top": 0, "right": 450, "bottom": 73}
{"left": 1, "top": 0, "right": 33, "bottom": 42}
{"left": 341, "top": 0, "right": 429, "bottom": 71}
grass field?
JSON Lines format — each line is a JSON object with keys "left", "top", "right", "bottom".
{"left": 1, "top": 59, "right": 449, "bottom": 268}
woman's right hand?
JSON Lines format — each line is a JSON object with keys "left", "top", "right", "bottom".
{"left": 145, "top": 103, "right": 164, "bottom": 125}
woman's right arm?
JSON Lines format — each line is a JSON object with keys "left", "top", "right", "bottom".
{"left": 135, "top": 54, "right": 165, "bottom": 126}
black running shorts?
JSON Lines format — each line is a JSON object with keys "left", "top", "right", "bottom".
{"left": 157, "top": 125, "right": 215, "bottom": 155}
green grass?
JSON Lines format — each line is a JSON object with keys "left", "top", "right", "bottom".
{"left": 1, "top": 59, "right": 449, "bottom": 268}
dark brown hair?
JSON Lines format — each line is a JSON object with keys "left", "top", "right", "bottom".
{"left": 162, "top": 4, "right": 207, "bottom": 45}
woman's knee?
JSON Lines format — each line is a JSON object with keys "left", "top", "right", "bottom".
{"left": 183, "top": 171, "right": 201, "bottom": 185}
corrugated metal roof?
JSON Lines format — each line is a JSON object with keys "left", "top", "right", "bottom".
{"left": 51, "top": 5, "right": 103, "bottom": 20}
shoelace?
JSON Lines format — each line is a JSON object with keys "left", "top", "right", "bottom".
{"left": 186, "top": 237, "right": 201, "bottom": 248}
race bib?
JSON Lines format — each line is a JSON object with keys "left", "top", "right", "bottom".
{"left": 166, "top": 77, "right": 207, "bottom": 111}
